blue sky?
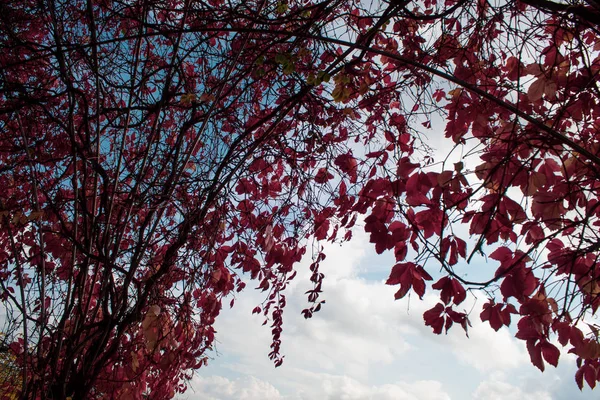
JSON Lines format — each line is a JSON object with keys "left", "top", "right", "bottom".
{"left": 177, "top": 225, "right": 596, "bottom": 399}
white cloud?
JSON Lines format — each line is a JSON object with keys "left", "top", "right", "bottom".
{"left": 281, "top": 279, "right": 414, "bottom": 377}
{"left": 181, "top": 373, "right": 451, "bottom": 400}
{"left": 318, "top": 375, "right": 451, "bottom": 400}
{"left": 184, "top": 221, "right": 586, "bottom": 400}
{"left": 211, "top": 236, "right": 416, "bottom": 381}
{"left": 182, "top": 375, "right": 282, "bottom": 400}
{"left": 472, "top": 372, "right": 554, "bottom": 400}
{"left": 444, "top": 299, "right": 528, "bottom": 372}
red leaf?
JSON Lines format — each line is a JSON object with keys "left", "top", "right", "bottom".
{"left": 433, "top": 277, "right": 466, "bottom": 305}
{"left": 433, "top": 89, "right": 446, "bottom": 102}
{"left": 406, "top": 174, "right": 431, "bottom": 206}
{"left": 423, "top": 303, "right": 445, "bottom": 335}
{"left": 503, "top": 56, "right": 523, "bottom": 81}
{"left": 500, "top": 303, "right": 517, "bottom": 327}
{"left": 444, "top": 315, "right": 453, "bottom": 333}
{"left": 516, "top": 317, "right": 543, "bottom": 341}
{"left": 314, "top": 218, "right": 329, "bottom": 241}
{"left": 526, "top": 340, "right": 545, "bottom": 372}
{"left": 481, "top": 301, "right": 515, "bottom": 331}
{"left": 437, "top": 170, "right": 454, "bottom": 187}
{"left": 394, "top": 242, "right": 408, "bottom": 261}
{"left": 386, "top": 263, "right": 409, "bottom": 285}
{"left": 412, "top": 265, "right": 432, "bottom": 299}
{"left": 446, "top": 308, "right": 469, "bottom": 336}
{"left": 384, "top": 130, "right": 396, "bottom": 143}
{"left": 576, "top": 366, "right": 585, "bottom": 390}
{"left": 584, "top": 365, "right": 598, "bottom": 389}
{"left": 412, "top": 276, "right": 426, "bottom": 298}
{"left": 386, "top": 263, "right": 430, "bottom": 299}
{"left": 541, "top": 341, "right": 560, "bottom": 367}
{"left": 432, "top": 277, "right": 451, "bottom": 304}
{"left": 237, "top": 199, "right": 254, "bottom": 213}
{"left": 335, "top": 153, "right": 358, "bottom": 182}
{"left": 315, "top": 168, "right": 333, "bottom": 184}
{"left": 393, "top": 284, "right": 411, "bottom": 300}
{"left": 570, "top": 327, "right": 585, "bottom": 349}
{"left": 396, "top": 157, "right": 419, "bottom": 179}
{"left": 386, "top": 262, "right": 414, "bottom": 299}
{"left": 455, "top": 237, "right": 467, "bottom": 258}
{"left": 414, "top": 266, "right": 433, "bottom": 281}
{"left": 489, "top": 308, "right": 503, "bottom": 331}
{"left": 489, "top": 246, "right": 512, "bottom": 263}
{"left": 339, "top": 180, "right": 347, "bottom": 196}
{"left": 528, "top": 77, "right": 545, "bottom": 103}
{"left": 553, "top": 321, "right": 571, "bottom": 346}
{"left": 451, "top": 279, "right": 466, "bottom": 305}
{"left": 531, "top": 193, "right": 565, "bottom": 228}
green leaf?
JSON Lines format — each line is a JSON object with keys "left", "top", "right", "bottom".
{"left": 317, "top": 71, "right": 330, "bottom": 83}
{"left": 276, "top": 2, "right": 288, "bottom": 14}
{"left": 283, "top": 63, "right": 295, "bottom": 75}
{"left": 274, "top": 53, "right": 288, "bottom": 65}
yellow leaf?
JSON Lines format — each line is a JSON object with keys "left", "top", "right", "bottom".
{"left": 448, "top": 88, "right": 462, "bottom": 98}
{"left": 342, "top": 107, "right": 354, "bottom": 116}
{"left": 180, "top": 93, "right": 196, "bottom": 105}
{"left": 131, "top": 352, "right": 139, "bottom": 372}
{"left": 582, "top": 279, "right": 600, "bottom": 296}
{"left": 331, "top": 84, "right": 350, "bottom": 103}
{"left": 148, "top": 304, "right": 161, "bottom": 316}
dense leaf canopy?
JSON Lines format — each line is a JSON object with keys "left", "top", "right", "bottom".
{"left": 2, "top": 0, "right": 600, "bottom": 397}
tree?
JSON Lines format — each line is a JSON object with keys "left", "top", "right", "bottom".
{"left": 1, "top": 0, "right": 600, "bottom": 397}
{"left": 0, "top": 338, "right": 21, "bottom": 400}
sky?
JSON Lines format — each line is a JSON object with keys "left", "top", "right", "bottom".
{"left": 177, "top": 226, "right": 596, "bottom": 400}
